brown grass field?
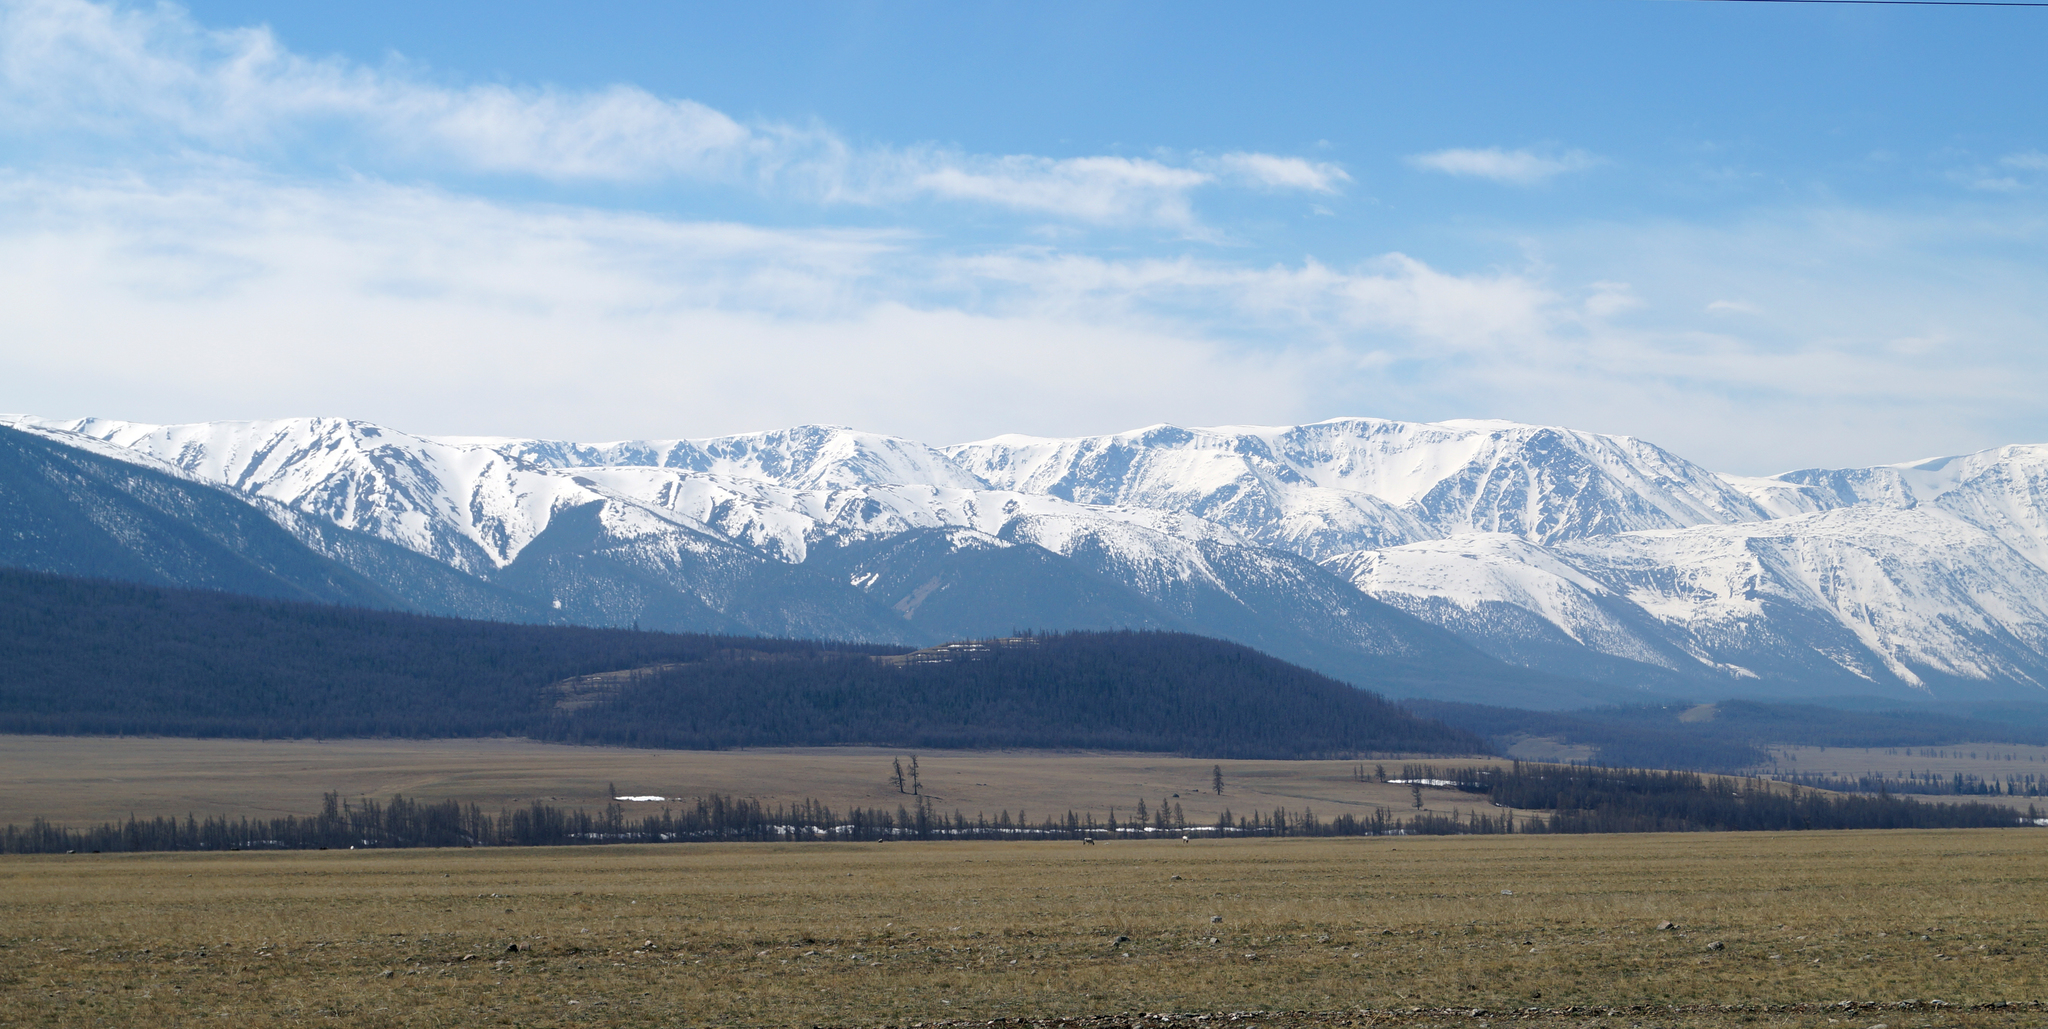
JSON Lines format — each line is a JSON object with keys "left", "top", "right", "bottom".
{"left": 1752, "top": 746, "right": 2048, "bottom": 813}
{"left": 4, "top": 829, "right": 2047, "bottom": 1028}
{"left": 0, "top": 736, "right": 1533, "bottom": 830}
{"left": 1760, "top": 745, "right": 2048, "bottom": 779}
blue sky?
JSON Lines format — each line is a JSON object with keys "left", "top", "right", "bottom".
{"left": 2, "top": 0, "right": 2044, "bottom": 472}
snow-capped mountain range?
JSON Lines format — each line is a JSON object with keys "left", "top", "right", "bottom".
{"left": 6, "top": 412, "right": 2046, "bottom": 707}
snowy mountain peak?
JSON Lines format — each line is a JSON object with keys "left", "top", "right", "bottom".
{"left": 16, "top": 416, "right": 602, "bottom": 572}
{"left": 461, "top": 423, "right": 988, "bottom": 492}
{"left": 948, "top": 415, "right": 1769, "bottom": 557}
{"left": 1749, "top": 442, "right": 2048, "bottom": 573}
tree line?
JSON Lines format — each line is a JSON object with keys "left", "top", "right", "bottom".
{"left": 1768, "top": 770, "right": 2048, "bottom": 797}
{"left": 6, "top": 761, "right": 2034, "bottom": 854}
{"left": 1400, "top": 762, "right": 2026, "bottom": 833}
{"left": 0, "top": 792, "right": 1557, "bottom": 853}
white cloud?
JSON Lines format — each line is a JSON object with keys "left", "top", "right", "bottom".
{"left": 1209, "top": 152, "right": 1350, "bottom": 193}
{"left": 941, "top": 250, "right": 1558, "bottom": 357}
{"left": 1964, "top": 175, "right": 2025, "bottom": 193}
{"left": 0, "top": 0, "right": 1344, "bottom": 227}
{"left": 1509, "top": 205, "right": 2048, "bottom": 471}
{"left": 0, "top": 171, "right": 1327, "bottom": 442}
{"left": 0, "top": 0, "right": 764, "bottom": 178}
{"left": 1406, "top": 146, "right": 1599, "bottom": 185}
{"left": 2, "top": 167, "right": 2044, "bottom": 474}
{"left": 1949, "top": 153, "right": 2047, "bottom": 193}
{"left": 1583, "top": 281, "right": 1641, "bottom": 319}
{"left": 4, "top": 2, "right": 2045, "bottom": 475}
{"left": 1705, "top": 299, "right": 1760, "bottom": 315}
{"left": 907, "top": 155, "right": 1214, "bottom": 228}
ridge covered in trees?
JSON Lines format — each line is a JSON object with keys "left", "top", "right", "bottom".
{"left": 0, "top": 567, "right": 882, "bottom": 739}
{"left": 563, "top": 632, "right": 1488, "bottom": 756}
{"left": 0, "top": 568, "right": 1482, "bottom": 757}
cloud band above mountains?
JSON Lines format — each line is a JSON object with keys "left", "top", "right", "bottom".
{"left": 0, "top": 0, "right": 2044, "bottom": 476}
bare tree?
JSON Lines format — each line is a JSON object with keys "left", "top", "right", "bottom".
{"left": 909, "top": 755, "right": 921, "bottom": 796}
{"left": 891, "top": 758, "right": 906, "bottom": 794}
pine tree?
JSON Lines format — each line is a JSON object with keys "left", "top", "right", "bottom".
{"left": 1212, "top": 765, "right": 1224, "bottom": 796}
{"left": 909, "top": 755, "right": 921, "bottom": 796}
{"left": 891, "top": 758, "right": 906, "bottom": 794}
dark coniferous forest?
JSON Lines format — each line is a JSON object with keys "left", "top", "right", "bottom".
{"left": 564, "top": 632, "right": 1488, "bottom": 756}
{"left": 0, "top": 568, "right": 1485, "bottom": 757}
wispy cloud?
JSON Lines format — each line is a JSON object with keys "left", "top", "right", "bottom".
{"left": 1949, "top": 153, "right": 2047, "bottom": 193}
{"left": 0, "top": 164, "right": 1604, "bottom": 446}
{"left": 0, "top": 170, "right": 1339, "bottom": 441}
{"left": 1208, "top": 152, "right": 1351, "bottom": 193}
{"left": 906, "top": 155, "right": 1214, "bottom": 227}
{"left": 3, "top": 1, "right": 2044, "bottom": 475}
{"left": 0, "top": 0, "right": 1343, "bottom": 229}
{"left": 1, "top": 166, "right": 2044, "bottom": 472}
{"left": 944, "top": 249, "right": 1559, "bottom": 355}
{"left": 0, "top": 0, "right": 766, "bottom": 177}
{"left": 1406, "top": 146, "right": 1599, "bottom": 185}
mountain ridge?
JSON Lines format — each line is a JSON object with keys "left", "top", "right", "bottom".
{"left": 9, "top": 411, "right": 2046, "bottom": 706}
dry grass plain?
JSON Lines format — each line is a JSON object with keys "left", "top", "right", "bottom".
{"left": 1760, "top": 745, "right": 2048, "bottom": 780}
{"left": 1755, "top": 746, "right": 2048, "bottom": 812}
{"left": 0, "top": 735, "right": 1530, "bottom": 830}
{"left": 5, "top": 829, "right": 2047, "bottom": 1028}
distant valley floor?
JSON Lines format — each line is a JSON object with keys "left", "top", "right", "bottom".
{"left": 0, "top": 735, "right": 1513, "bottom": 830}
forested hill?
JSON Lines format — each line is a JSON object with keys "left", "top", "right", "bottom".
{"left": 563, "top": 632, "right": 1490, "bottom": 756}
{"left": 0, "top": 569, "right": 1487, "bottom": 758}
